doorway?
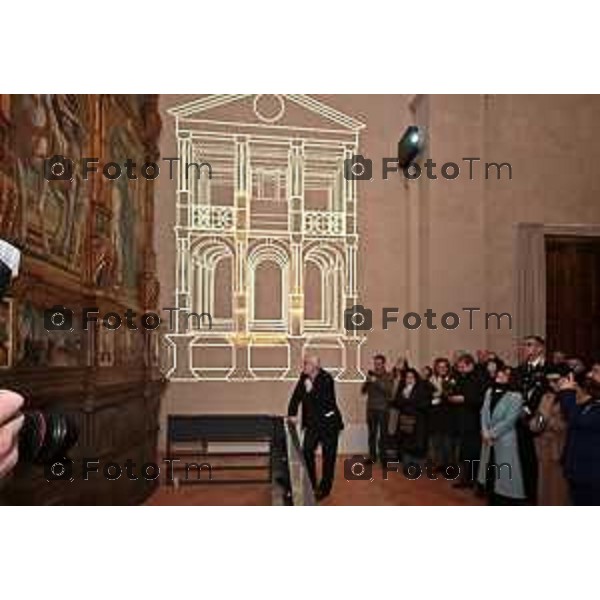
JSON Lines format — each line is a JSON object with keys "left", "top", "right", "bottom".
{"left": 546, "top": 235, "right": 600, "bottom": 363}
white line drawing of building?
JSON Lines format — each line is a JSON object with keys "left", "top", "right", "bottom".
{"left": 165, "top": 94, "right": 366, "bottom": 381}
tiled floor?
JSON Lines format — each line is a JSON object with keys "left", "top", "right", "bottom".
{"left": 146, "top": 457, "right": 485, "bottom": 506}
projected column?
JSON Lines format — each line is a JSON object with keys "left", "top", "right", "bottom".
{"left": 339, "top": 144, "right": 364, "bottom": 380}
{"left": 230, "top": 135, "right": 254, "bottom": 379}
{"left": 170, "top": 131, "right": 195, "bottom": 378}
{"left": 286, "top": 142, "right": 306, "bottom": 376}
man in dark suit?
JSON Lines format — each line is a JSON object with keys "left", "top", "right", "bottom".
{"left": 287, "top": 355, "right": 343, "bottom": 501}
{"left": 515, "top": 335, "right": 550, "bottom": 503}
{"left": 515, "top": 335, "right": 549, "bottom": 413}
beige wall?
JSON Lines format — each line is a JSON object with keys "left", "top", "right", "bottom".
{"left": 155, "top": 94, "right": 600, "bottom": 452}
{"left": 410, "top": 95, "right": 600, "bottom": 366}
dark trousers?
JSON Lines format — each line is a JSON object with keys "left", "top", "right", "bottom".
{"left": 302, "top": 427, "right": 340, "bottom": 495}
{"left": 429, "top": 406, "right": 453, "bottom": 467}
{"left": 570, "top": 482, "right": 600, "bottom": 506}
{"left": 517, "top": 421, "right": 538, "bottom": 504}
{"left": 367, "top": 409, "right": 387, "bottom": 461}
{"left": 459, "top": 429, "right": 481, "bottom": 483}
{"left": 430, "top": 432, "right": 453, "bottom": 467}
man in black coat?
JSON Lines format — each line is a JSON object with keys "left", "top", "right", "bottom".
{"left": 288, "top": 355, "right": 343, "bottom": 500}
{"left": 448, "top": 354, "right": 486, "bottom": 488}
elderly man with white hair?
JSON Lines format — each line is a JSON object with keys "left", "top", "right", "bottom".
{"left": 287, "top": 354, "right": 344, "bottom": 500}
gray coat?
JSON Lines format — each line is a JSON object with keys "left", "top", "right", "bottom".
{"left": 477, "top": 389, "right": 526, "bottom": 499}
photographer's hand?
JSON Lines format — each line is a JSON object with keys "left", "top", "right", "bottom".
{"left": 0, "top": 390, "right": 25, "bottom": 479}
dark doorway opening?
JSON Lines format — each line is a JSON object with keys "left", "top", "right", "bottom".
{"left": 546, "top": 235, "right": 600, "bottom": 364}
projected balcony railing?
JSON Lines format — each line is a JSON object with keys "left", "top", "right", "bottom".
{"left": 303, "top": 210, "right": 345, "bottom": 236}
{"left": 190, "top": 206, "right": 346, "bottom": 238}
{"left": 192, "top": 205, "right": 236, "bottom": 231}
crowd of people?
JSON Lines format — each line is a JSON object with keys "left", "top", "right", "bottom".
{"left": 361, "top": 336, "right": 600, "bottom": 505}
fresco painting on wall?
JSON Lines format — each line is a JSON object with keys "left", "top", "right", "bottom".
{"left": 109, "top": 127, "right": 139, "bottom": 292}
{"left": 13, "top": 94, "right": 89, "bottom": 270}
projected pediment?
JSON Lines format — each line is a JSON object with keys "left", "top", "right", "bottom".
{"left": 168, "top": 94, "right": 365, "bottom": 135}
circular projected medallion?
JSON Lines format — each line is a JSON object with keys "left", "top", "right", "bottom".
{"left": 253, "top": 94, "right": 285, "bottom": 123}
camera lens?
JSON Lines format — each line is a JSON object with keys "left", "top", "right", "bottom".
{"left": 18, "top": 410, "right": 78, "bottom": 464}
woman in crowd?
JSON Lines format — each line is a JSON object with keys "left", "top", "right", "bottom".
{"left": 478, "top": 366, "right": 527, "bottom": 505}
{"left": 484, "top": 357, "right": 504, "bottom": 387}
{"left": 529, "top": 367, "right": 571, "bottom": 505}
{"left": 394, "top": 368, "right": 431, "bottom": 465}
{"left": 428, "top": 358, "right": 453, "bottom": 470}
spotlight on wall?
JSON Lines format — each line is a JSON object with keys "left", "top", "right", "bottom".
{"left": 398, "top": 126, "right": 425, "bottom": 169}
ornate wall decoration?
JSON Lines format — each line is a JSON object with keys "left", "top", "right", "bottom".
{"left": 108, "top": 126, "right": 141, "bottom": 291}
{"left": 12, "top": 94, "right": 90, "bottom": 270}
{"left": 0, "top": 94, "right": 164, "bottom": 505}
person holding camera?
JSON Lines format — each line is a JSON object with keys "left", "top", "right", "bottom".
{"left": 361, "top": 354, "right": 394, "bottom": 465}
{"left": 558, "top": 365, "right": 600, "bottom": 505}
{"left": 529, "top": 366, "right": 571, "bottom": 505}
{"left": 0, "top": 240, "right": 25, "bottom": 481}
{"left": 0, "top": 390, "right": 25, "bottom": 480}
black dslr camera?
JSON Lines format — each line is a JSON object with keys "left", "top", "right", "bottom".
{"left": 0, "top": 239, "right": 79, "bottom": 466}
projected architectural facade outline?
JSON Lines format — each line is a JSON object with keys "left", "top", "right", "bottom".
{"left": 165, "top": 94, "right": 366, "bottom": 381}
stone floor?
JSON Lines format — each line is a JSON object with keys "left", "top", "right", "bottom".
{"left": 146, "top": 457, "right": 486, "bottom": 506}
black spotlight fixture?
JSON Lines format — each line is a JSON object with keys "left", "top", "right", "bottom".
{"left": 398, "top": 126, "right": 425, "bottom": 169}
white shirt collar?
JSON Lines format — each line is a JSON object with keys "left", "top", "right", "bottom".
{"left": 529, "top": 356, "right": 545, "bottom": 368}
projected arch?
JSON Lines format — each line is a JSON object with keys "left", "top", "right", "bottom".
{"left": 191, "top": 238, "right": 234, "bottom": 332}
{"left": 248, "top": 243, "right": 289, "bottom": 332}
{"left": 304, "top": 244, "right": 344, "bottom": 333}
